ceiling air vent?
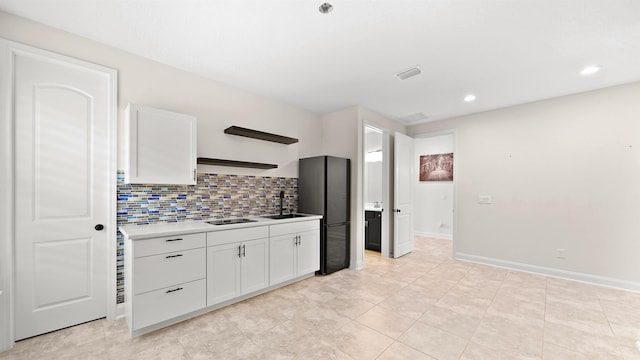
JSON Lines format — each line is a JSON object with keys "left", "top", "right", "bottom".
{"left": 398, "top": 112, "right": 429, "bottom": 124}
{"left": 396, "top": 66, "right": 422, "bottom": 80}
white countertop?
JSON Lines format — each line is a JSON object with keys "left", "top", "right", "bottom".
{"left": 364, "top": 207, "right": 383, "bottom": 212}
{"left": 119, "top": 214, "right": 323, "bottom": 240}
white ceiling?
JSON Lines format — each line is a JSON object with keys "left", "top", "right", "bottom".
{"left": 2, "top": 0, "right": 640, "bottom": 124}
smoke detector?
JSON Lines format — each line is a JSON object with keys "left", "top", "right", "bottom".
{"left": 319, "top": 3, "right": 333, "bottom": 14}
{"left": 396, "top": 66, "right": 422, "bottom": 80}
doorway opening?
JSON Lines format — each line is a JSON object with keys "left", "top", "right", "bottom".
{"left": 363, "top": 124, "right": 392, "bottom": 260}
{"left": 413, "top": 130, "right": 456, "bottom": 246}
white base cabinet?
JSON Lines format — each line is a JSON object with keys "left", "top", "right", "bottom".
{"left": 269, "top": 221, "right": 320, "bottom": 285}
{"left": 206, "top": 227, "right": 269, "bottom": 307}
{"left": 125, "top": 233, "right": 206, "bottom": 335}
{"left": 124, "top": 218, "right": 320, "bottom": 336}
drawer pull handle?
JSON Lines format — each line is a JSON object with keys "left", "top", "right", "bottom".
{"left": 166, "top": 254, "right": 183, "bottom": 259}
{"left": 166, "top": 287, "right": 183, "bottom": 294}
{"left": 166, "top": 238, "right": 183, "bottom": 242}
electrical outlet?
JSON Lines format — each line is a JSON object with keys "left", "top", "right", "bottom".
{"left": 556, "top": 248, "right": 566, "bottom": 259}
{"left": 478, "top": 195, "right": 492, "bottom": 204}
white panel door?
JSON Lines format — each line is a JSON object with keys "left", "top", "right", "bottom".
{"left": 241, "top": 238, "right": 269, "bottom": 295}
{"left": 393, "top": 132, "right": 415, "bottom": 258}
{"left": 14, "top": 50, "right": 113, "bottom": 340}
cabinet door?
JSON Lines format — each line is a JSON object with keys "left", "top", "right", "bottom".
{"left": 125, "top": 105, "right": 197, "bottom": 185}
{"left": 297, "top": 230, "right": 320, "bottom": 276}
{"left": 369, "top": 213, "right": 382, "bottom": 251}
{"left": 207, "top": 243, "right": 241, "bottom": 306}
{"left": 269, "top": 234, "right": 296, "bottom": 285}
{"left": 241, "top": 238, "right": 269, "bottom": 295}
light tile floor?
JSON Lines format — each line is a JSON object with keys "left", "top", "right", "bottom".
{"left": 2, "top": 236, "right": 640, "bottom": 359}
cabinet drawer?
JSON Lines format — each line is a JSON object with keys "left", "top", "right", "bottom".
{"left": 207, "top": 226, "right": 268, "bottom": 246}
{"left": 132, "top": 279, "right": 205, "bottom": 330}
{"left": 270, "top": 220, "right": 320, "bottom": 237}
{"left": 134, "top": 248, "right": 206, "bottom": 294}
{"left": 134, "top": 232, "right": 206, "bottom": 258}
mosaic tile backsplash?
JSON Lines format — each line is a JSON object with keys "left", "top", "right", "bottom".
{"left": 116, "top": 171, "right": 298, "bottom": 303}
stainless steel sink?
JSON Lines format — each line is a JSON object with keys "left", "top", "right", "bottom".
{"left": 206, "top": 218, "right": 258, "bottom": 226}
{"left": 261, "top": 214, "right": 309, "bottom": 220}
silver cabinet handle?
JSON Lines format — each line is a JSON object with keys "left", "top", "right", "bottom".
{"left": 166, "top": 238, "right": 183, "bottom": 242}
{"left": 238, "top": 245, "right": 242, "bottom": 258}
{"left": 242, "top": 244, "right": 246, "bottom": 257}
{"left": 165, "top": 254, "right": 183, "bottom": 259}
{"left": 166, "top": 287, "right": 183, "bottom": 294}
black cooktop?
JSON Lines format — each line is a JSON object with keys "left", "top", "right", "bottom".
{"left": 206, "top": 218, "right": 258, "bottom": 226}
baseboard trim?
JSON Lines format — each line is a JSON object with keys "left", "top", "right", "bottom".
{"left": 455, "top": 252, "right": 640, "bottom": 293}
{"left": 352, "top": 259, "right": 364, "bottom": 270}
{"left": 415, "top": 231, "right": 452, "bottom": 240}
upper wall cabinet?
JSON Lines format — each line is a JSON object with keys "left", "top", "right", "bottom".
{"left": 125, "top": 104, "right": 197, "bottom": 185}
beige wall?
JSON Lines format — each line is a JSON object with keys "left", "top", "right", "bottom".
{"left": 410, "top": 83, "right": 640, "bottom": 289}
{"left": 322, "top": 106, "right": 406, "bottom": 268}
{"left": 413, "top": 133, "right": 455, "bottom": 239}
{"left": 0, "top": 11, "right": 322, "bottom": 178}
{"left": 0, "top": 10, "right": 412, "bottom": 279}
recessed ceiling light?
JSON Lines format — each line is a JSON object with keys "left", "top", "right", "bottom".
{"left": 580, "top": 65, "right": 601, "bottom": 75}
{"left": 464, "top": 94, "right": 476, "bottom": 102}
{"left": 319, "top": 3, "right": 333, "bottom": 14}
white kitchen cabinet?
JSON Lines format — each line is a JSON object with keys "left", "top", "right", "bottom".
{"left": 125, "top": 232, "right": 206, "bottom": 335}
{"left": 296, "top": 230, "right": 320, "bottom": 275}
{"left": 206, "top": 228, "right": 269, "bottom": 307}
{"left": 269, "top": 234, "right": 296, "bottom": 285}
{"left": 121, "top": 217, "right": 321, "bottom": 336}
{"left": 269, "top": 221, "right": 320, "bottom": 286}
{"left": 206, "top": 242, "right": 241, "bottom": 305}
{"left": 124, "top": 104, "right": 197, "bottom": 185}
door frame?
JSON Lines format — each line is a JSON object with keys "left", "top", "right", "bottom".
{"left": 412, "top": 129, "right": 458, "bottom": 251}
{"left": 0, "top": 38, "right": 118, "bottom": 351}
{"left": 362, "top": 124, "right": 392, "bottom": 259}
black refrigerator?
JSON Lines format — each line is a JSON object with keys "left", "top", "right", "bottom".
{"left": 298, "top": 156, "right": 350, "bottom": 275}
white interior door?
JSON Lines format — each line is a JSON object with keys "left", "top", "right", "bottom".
{"left": 393, "top": 132, "right": 415, "bottom": 258}
{"left": 13, "top": 49, "right": 113, "bottom": 340}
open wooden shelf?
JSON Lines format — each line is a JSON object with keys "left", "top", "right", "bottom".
{"left": 197, "top": 157, "right": 277, "bottom": 169}
{"left": 224, "top": 126, "right": 299, "bottom": 145}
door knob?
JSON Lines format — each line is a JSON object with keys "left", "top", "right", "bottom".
{"left": 95, "top": 224, "right": 104, "bottom": 231}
